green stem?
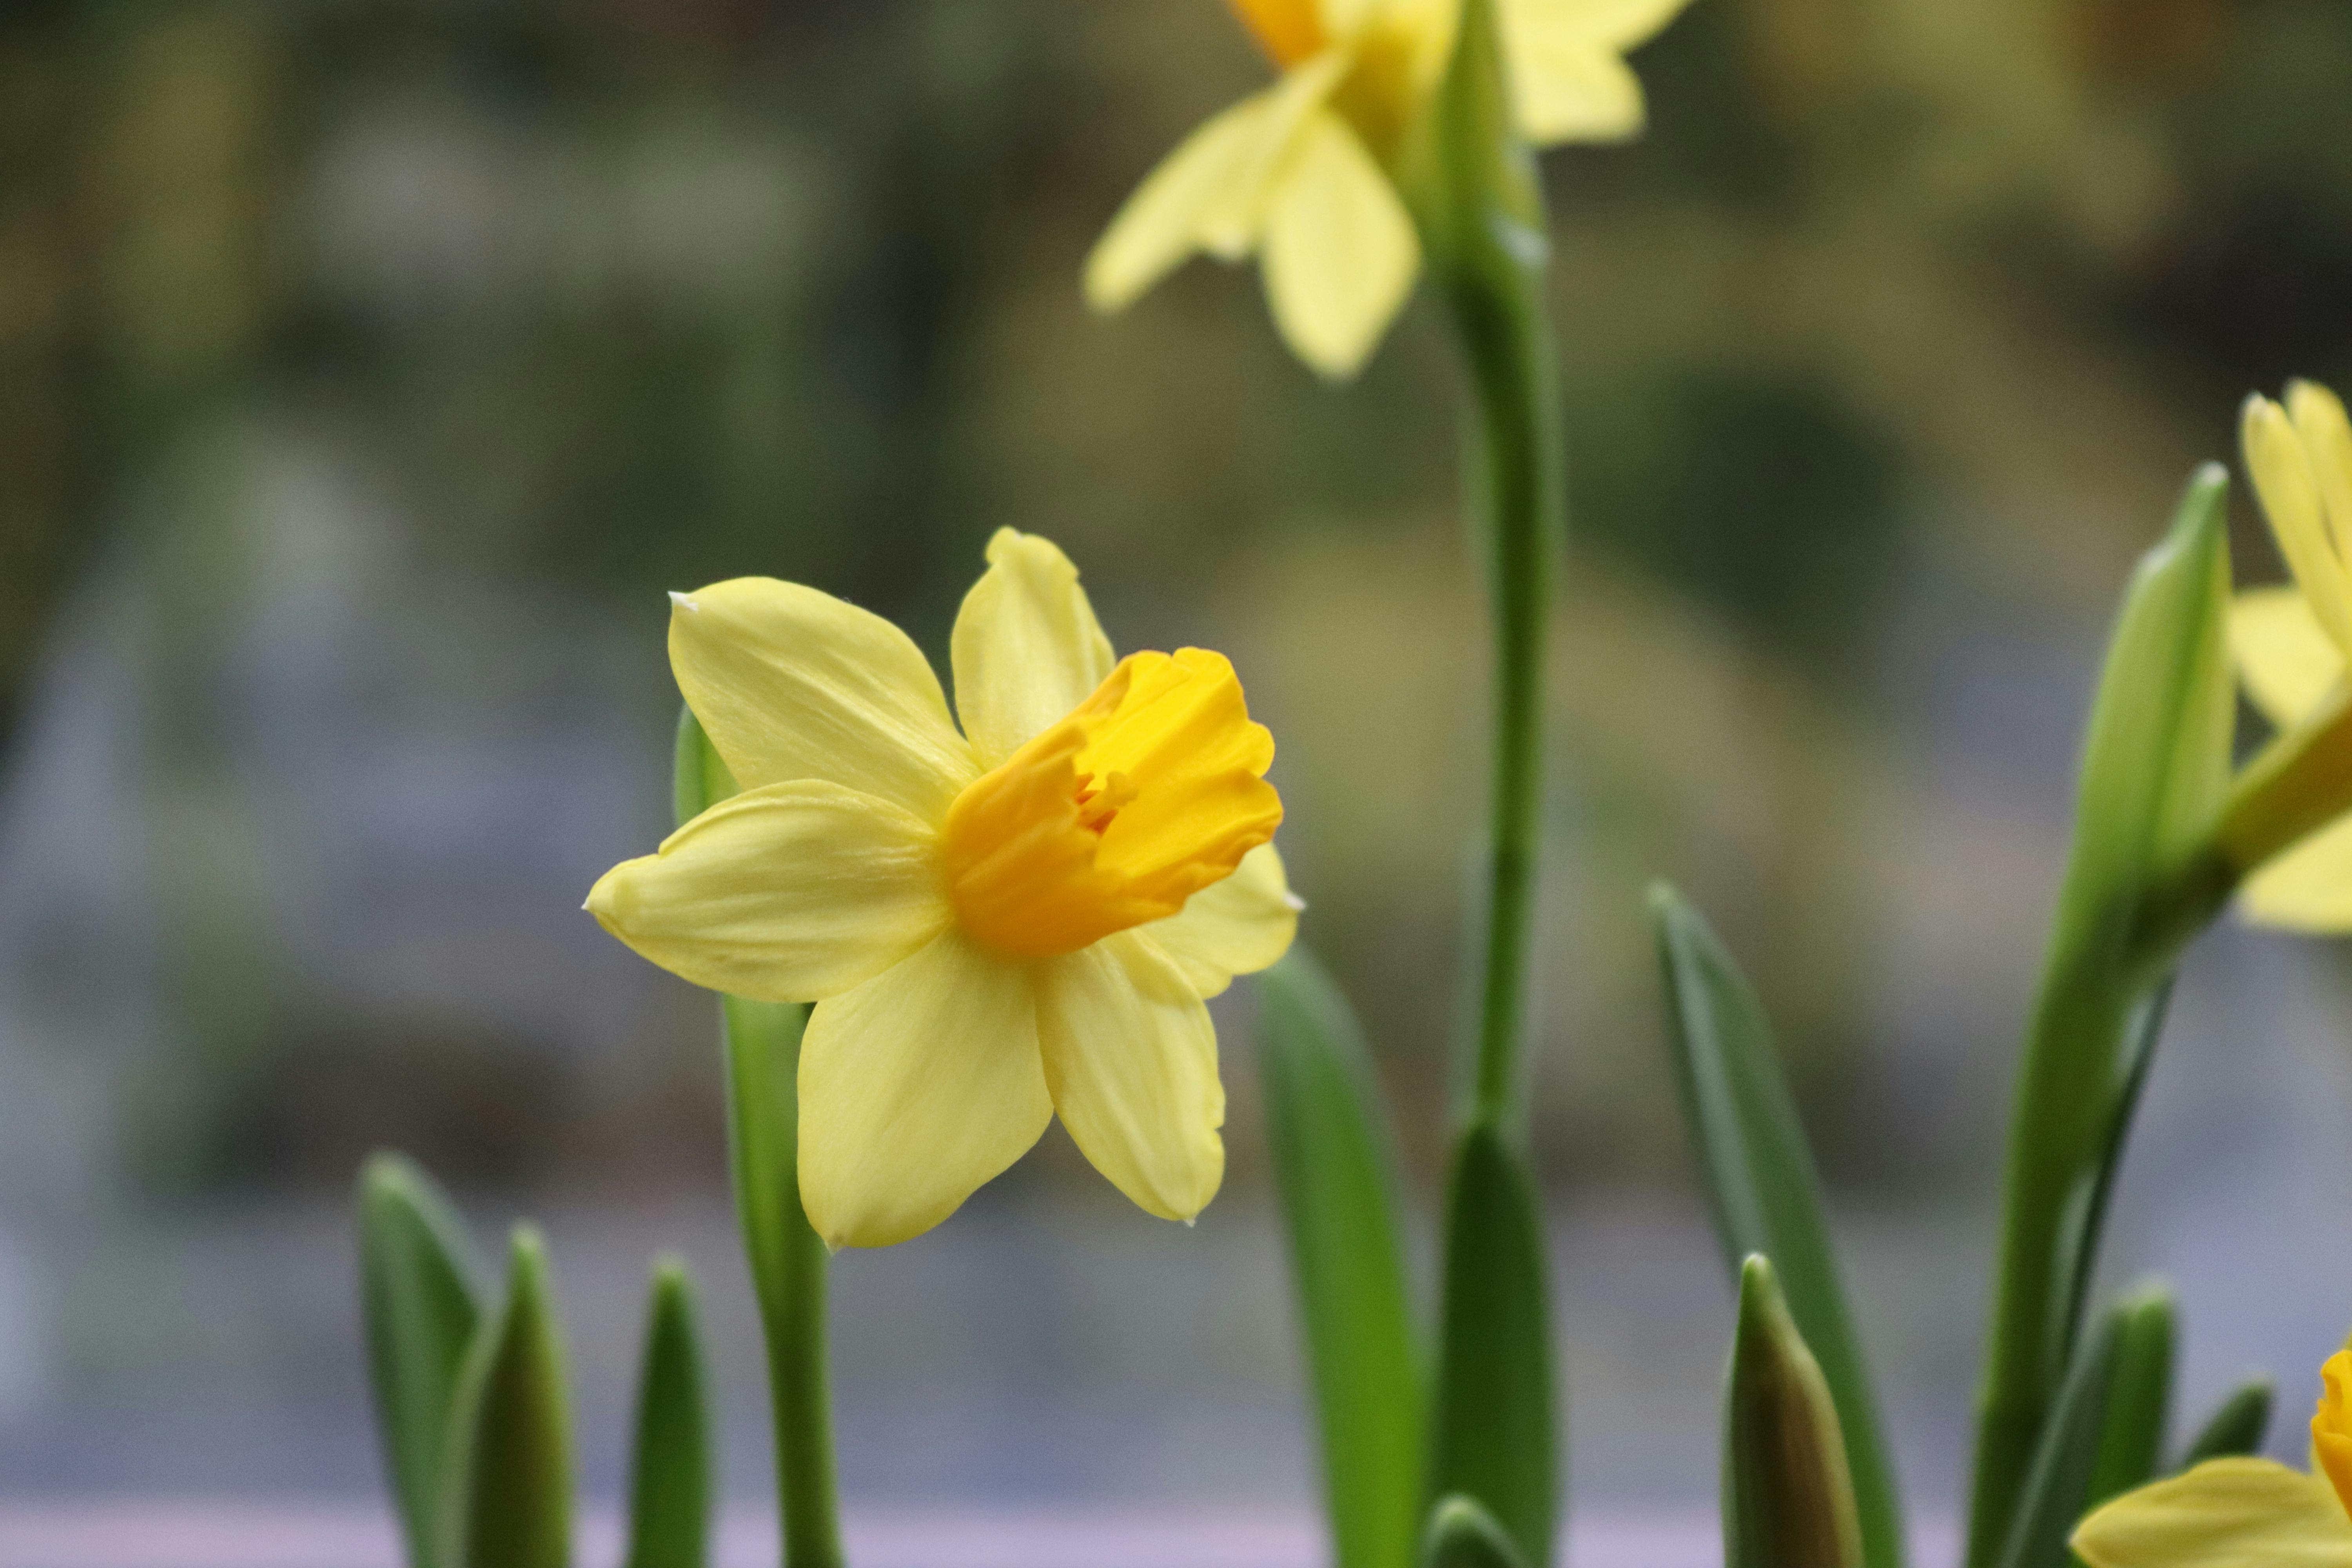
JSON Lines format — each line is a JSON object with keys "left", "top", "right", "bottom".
{"left": 721, "top": 996, "right": 842, "bottom": 1568}
{"left": 1446, "top": 259, "right": 1563, "bottom": 1132}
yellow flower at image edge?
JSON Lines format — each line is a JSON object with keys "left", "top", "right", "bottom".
{"left": 1084, "top": 0, "right": 1696, "bottom": 378}
{"left": 2231, "top": 380, "right": 2352, "bottom": 930}
{"left": 586, "top": 530, "right": 1300, "bottom": 1249}
{"left": 2073, "top": 1349, "right": 2352, "bottom": 1568}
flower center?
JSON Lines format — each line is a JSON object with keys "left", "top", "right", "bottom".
{"left": 941, "top": 649, "right": 1282, "bottom": 959}
{"left": 2317, "top": 1351, "right": 2352, "bottom": 1522}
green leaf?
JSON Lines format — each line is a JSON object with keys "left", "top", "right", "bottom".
{"left": 2086, "top": 1285, "right": 2174, "bottom": 1510}
{"left": 1994, "top": 1305, "right": 2123, "bottom": 1568}
{"left": 441, "top": 1228, "right": 572, "bottom": 1568}
{"left": 358, "top": 1152, "right": 483, "bottom": 1568}
{"left": 2176, "top": 1379, "right": 2272, "bottom": 1468}
{"left": 1651, "top": 887, "right": 1906, "bottom": 1568}
{"left": 1428, "top": 1125, "right": 1556, "bottom": 1568}
{"left": 1970, "top": 467, "right": 2235, "bottom": 1568}
{"left": 1420, "top": 1495, "right": 1533, "bottom": 1568}
{"left": 1722, "top": 1255, "right": 1864, "bottom": 1568}
{"left": 1257, "top": 949, "right": 1424, "bottom": 1568}
{"left": 625, "top": 1261, "right": 713, "bottom": 1568}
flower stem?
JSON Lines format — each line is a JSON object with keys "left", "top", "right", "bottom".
{"left": 722, "top": 996, "right": 844, "bottom": 1568}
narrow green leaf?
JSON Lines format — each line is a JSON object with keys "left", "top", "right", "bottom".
{"left": 1971, "top": 468, "right": 2235, "bottom": 1568}
{"left": 1652, "top": 887, "right": 1906, "bottom": 1568}
{"left": 1428, "top": 1125, "right": 1555, "bottom": 1568}
{"left": 625, "top": 1261, "right": 713, "bottom": 1568}
{"left": 358, "top": 1152, "right": 483, "bottom": 1568}
{"left": 441, "top": 1228, "right": 572, "bottom": 1568}
{"left": 673, "top": 705, "right": 738, "bottom": 829}
{"left": 2087, "top": 1285, "right": 2174, "bottom": 1510}
{"left": 1421, "top": 1495, "right": 1532, "bottom": 1568}
{"left": 1722, "top": 1255, "right": 1864, "bottom": 1568}
{"left": 1994, "top": 1306, "right": 2123, "bottom": 1568}
{"left": 1257, "top": 949, "right": 1423, "bottom": 1568}
{"left": 2176, "top": 1379, "right": 2272, "bottom": 1468}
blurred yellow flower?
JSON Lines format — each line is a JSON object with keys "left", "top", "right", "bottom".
{"left": 1083, "top": 0, "right": 1695, "bottom": 378}
{"left": 588, "top": 530, "right": 1298, "bottom": 1249}
{"left": 2231, "top": 381, "right": 2352, "bottom": 929}
{"left": 2073, "top": 1347, "right": 2352, "bottom": 1568}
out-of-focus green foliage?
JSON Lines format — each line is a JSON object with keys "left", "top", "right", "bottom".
{"left": 624, "top": 1262, "right": 713, "bottom": 1568}
{"left": 2176, "top": 1380, "right": 2274, "bottom": 1468}
{"left": 1721, "top": 1255, "right": 1863, "bottom": 1568}
{"left": 442, "top": 1229, "right": 573, "bottom": 1568}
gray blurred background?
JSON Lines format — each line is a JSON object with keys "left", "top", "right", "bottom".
{"left": 2, "top": 0, "right": 2352, "bottom": 1536}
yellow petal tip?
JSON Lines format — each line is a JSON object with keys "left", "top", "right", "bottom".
{"left": 668, "top": 590, "right": 700, "bottom": 613}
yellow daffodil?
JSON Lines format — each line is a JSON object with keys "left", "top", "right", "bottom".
{"left": 1084, "top": 0, "right": 1694, "bottom": 378}
{"left": 2230, "top": 381, "right": 2352, "bottom": 930}
{"left": 587, "top": 530, "right": 1300, "bottom": 1249}
{"left": 2074, "top": 1345, "right": 2352, "bottom": 1568}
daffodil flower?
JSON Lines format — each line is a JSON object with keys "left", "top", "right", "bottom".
{"left": 1083, "top": 0, "right": 1694, "bottom": 378}
{"left": 587, "top": 530, "right": 1300, "bottom": 1249}
{"left": 2074, "top": 1345, "right": 2352, "bottom": 1568}
{"left": 2229, "top": 381, "right": 2352, "bottom": 930}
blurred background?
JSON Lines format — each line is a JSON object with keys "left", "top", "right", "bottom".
{"left": 4, "top": 0, "right": 2352, "bottom": 1541}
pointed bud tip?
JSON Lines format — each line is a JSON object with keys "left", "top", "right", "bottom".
{"left": 668, "top": 591, "right": 699, "bottom": 613}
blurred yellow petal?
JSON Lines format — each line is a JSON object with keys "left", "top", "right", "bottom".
{"left": 2245, "top": 396, "right": 2352, "bottom": 653}
{"left": 586, "top": 781, "right": 949, "bottom": 1003}
{"left": 2234, "top": 586, "right": 2345, "bottom": 730}
{"left": 1084, "top": 54, "right": 1349, "bottom": 314}
{"left": 2242, "top": 812, "right": 2352, "bottom": 932}
{"left": 2318, "top": 1351, "right": 2352, "bottom": 1517}
{"left": 1036, "top": 932, "right": 1226, "bottom": 1222}
{"left": 797, "top": 931, "right": 1052, "bottom": 1249}
{"left": 950, "top": 528, "right": 1117, "bottom": 769}
{"left": 1509, "top": 33, "right": 1648, "bottom": 143}
{"left": 668, "top": 579, "right": 977, "bottom": 824}
{"left": 2290, "top": 381, "right": 2352, "bottom": 572}
{"left": 1260, "top": 109, "right": 1420, "bottom": 379}
{"left": 1231, "top": 0, "right": 1325, "bottom": 65}
{"left": 2072, "top": 1458, "right": 2352, "bottom": 1568}
{"left": 1145, "top": 842, "right": 1302, "bottom": 998}
{"left": 1508, "top": 0, "right": 1695, "bottom": 51}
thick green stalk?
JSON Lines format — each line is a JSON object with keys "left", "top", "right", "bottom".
{"left": 677, "top": 706, "right": 841, "bottom": 1568}
{"left": 722, "top": 997, "right": 841, "bottom": 1568}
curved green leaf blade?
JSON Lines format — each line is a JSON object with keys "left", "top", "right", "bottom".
{"left": 2087, "top": 1284, "right": 2175, "bottom": 1508}
{"left": 1651, "top": 887, "right": 1905, "bottom": 1568}
{"left": 1428, "top": 1125, "right": 1555, "bottom": 1568}
{"left": 1722, "top": 1255, "right": 1864, "bottom": 1568}
{"left": 358, "top": 1152, "right": 483, "bottom": 1568}
{"left": 1971, "top": 468, "right": 2234, "bottom": 1567}
{"left": 1994, "top": 1304, "right": 2122, "bottom": 1568}
{"left": 442, "top": 1228, "right": 573, "bottom": 1568}
{"left": 1421, "top": 1495, "right": 1532, "bottom": 1568}
{"left": 1257, "top": 949, "right": 1423, "bottom": 1568}
{"left": 626, "top": 1261, "right": 713, "bottom": 1568}
{"left": 2176, "top": 1379, "right": 2273, "bottom": 1468}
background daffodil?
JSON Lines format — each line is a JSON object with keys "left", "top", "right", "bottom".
{"left": 588, "top": 530, "right": 1300, "bottom": 1249}
{"left": 2230, "top": 381, "right": 2352, "bottom": 930}
{"left": 1082, "top": 0, "right": 1695, "bottom": 379}
{"left": 2074, "top": 1346, "right": 2352, "bottom": 1568}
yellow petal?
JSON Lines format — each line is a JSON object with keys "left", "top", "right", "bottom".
{"left": 1507, "top": 0, "right": 1695, "bottom": 51}
{"left": 2072, "top": 1458, "right": 2352, "bottom": 1568}
{"left": 2289, "top": 381, "right": 2352, "bottom": 576}
{"left": 1036, "top": 931, "right": 1225, "bottom": 1222}
{"left": 2234, "top": 586, "right": 2346, "bottom": 730}
{"left": 1259, "top": 109, "right": 1420, "bottom": 379}
{"left": 2319, "top": 1351, "right": 2352, "bottom": 1519}
{"left": 1229, "top": 0, "right": 1325, "bottom": 65}
{"left": 2245, "top": 396, "right": 2352, "bottom": 653}
{"left": 949, "top": 528, "right": 1118, "bottom": 769}
{"left": 586, "top": 781, "right": 950, "bottom": 1003}
{"left": 1084, "top": 54, "right": 1350, "bottom": 315}
{"left": 2242, "top": 810, "right": 2352, "bottom": 932}
{"left": 1507, "top": 30, "right": 1649, "bottom": 144}
{"left": 667, "top": 578, "right": 977, "bottom": 826}
{"left": 797, "top": 930, "right": 1053, "bottom": 1249}
{"left": 1145, "top": 842, "right": 1303, "bottom": 998}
